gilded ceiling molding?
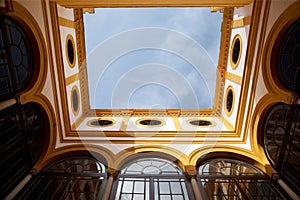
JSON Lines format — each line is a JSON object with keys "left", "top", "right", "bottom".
{"left": 235, "top": 0, "right": 269, "bottom": 140}
{"left": 48, "top": 1, "right": 74, "bottom": 136}
{"left": 54, "top": 0, "right": 253, "bottom": 8}
{"left": 262, "top": 1, "right": 300, "bottom": 102}
{"left": 74, "top": 8, "right": 90, "bottom": 115}
{"left": 41, "top": 0, "right": 67, "bottom": 144}
{"left": 213, "top": 7, "right": 233, "bottom": 114}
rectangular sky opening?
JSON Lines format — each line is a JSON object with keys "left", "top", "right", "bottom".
{"left": 84, "top": 8, "right": 223, "bottom": 110}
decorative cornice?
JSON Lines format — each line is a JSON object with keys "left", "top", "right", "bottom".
{"left": 213, "top": 7, "right": 234, "bottom": 114}
{"left": 74, "top": 8, "right": 90, "bottom": 115}
{"left": 54, "top": 0, "right": 253, "bottom": 8}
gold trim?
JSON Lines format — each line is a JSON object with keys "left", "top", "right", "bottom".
{"left": 232, "top": 16, "right": 251, "bottom": 28}
{"left": 71, "top": 114, "right": 85, "bottom": 130}
{"left": 221, "top": 116, "right": 234, "bottom": 130}
{"left": 173, "top": 117, "right": 181, "bottom": 131}
{"left": 186, "top": 118, "right": 216, "bottom": 128}
{"left": 65, "top": 34, "right": 76, "bottom": 68}
{"left": 230, "top": 34, "right": 242, "bottom": 69}
{"left": 87, "top": 118, "right": 116, "bottom": 127}
{"left": 213, "top": 8, "right": 234, "bottom": 114}
{"left": 120, "top": 117, "right": 129, "bottom": 131}
{"left": 136, "top": 118, "right": 166, "bottom": 128}
{"left": 65, "top": 73, "right": 79, "bottom": 85}
{"left": 71, "top": 85, "right": 80, "bottom": 116}
{"left": 54, "top": 0, "right": 253, "bottom": 8}
{"left": 262, "top": 1, "right": 300, "bottom": 99}
{"left": 58, "top": 17, "right": 75, "bottom": 28}
{"left": 226, "top": 72, "right": 242, "bottom": 85}
{"left": 235, "top": 0, "right": 269, "bottom": 141}
{"left": 225, "top": 85, "right": 235, "bottom": 117}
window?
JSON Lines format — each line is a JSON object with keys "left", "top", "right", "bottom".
{"left": 0, "top": 14, "right": 34, "bottom": 101}
{"left": 197, "top": 158, "right": 286, "bottom": 199}
{"left": 225, "top": 86, "right": 234, "bottom": 116}
{"left": 136, "top": 118, "right": 165, "bottom": 127}
{"left": 263, "top": 103, "right": 300, "bottom": 195}
{"left": 66, "top": 34, "right": 76, "bottom": 68}
{"left": 88, "top": 118, "right": 116, "bottom": 127}
{"left": 0, "top": 103, "right": 47, "bottom": 197}
{"left": 230, "top": 34, "right": 242, "bottom": 69}
{"left": 113, "top": 158, "right": 193, "bottom": 200}
{"left": 187, "top": 119, "right": 214, "bottom": 127}
{"left": 276, "top": 18, "right": 300, "bottom": 94}
{"left": 16, "top": 156, "right": 107, "bottom": 199}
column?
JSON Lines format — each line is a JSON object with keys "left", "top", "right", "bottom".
{"left": 186, "top": 165, "right": 203, "bottom": 200}
{"left": 102, "top": 168, "right": 118, "bottom": 200}
{"left": 190, "top": 176, "right": 203, "bottom": 200}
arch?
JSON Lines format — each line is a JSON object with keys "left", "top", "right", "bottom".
{"left": 262, "top": 1, "right": 300, "bottom": 99}
{"left": 0, "top": 14, "right": 37, "bottom": 101}
{"left": 16, "top": 154, "right": 108, "bottom": 199}
{"left": 112, "top": 156, "right": 194, "bottom": 200}
{"left": 250, "top": 94, "right": 288, "bottom": 166}
{"left": 196, "top": 157, "right": 286, "bottom": 199}
{"left": 114, "top": 145, "right": 190, "bottom": 171}
{"left": 6, "top": 1, "right": 48, "bottom": 103}
{"left": 189, "top": 146, "right": 269, "bottom": 174}
{"left": 0, "top": 102, "right": 49, "bottom": 197}
{"left": 34, "top": 145, "right": 115, "bottom": 173}
{"left": 261, "top": 103, "right": 300, "bottom": 195}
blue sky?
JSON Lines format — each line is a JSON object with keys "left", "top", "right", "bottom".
{"left": 84, "top": 8, "right": 223, "bottom": 109}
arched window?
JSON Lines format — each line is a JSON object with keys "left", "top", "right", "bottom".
{"left": 263, "top": 103, "right": 300, "bottom": 195}
{"left": 0, "top": 103, "right": 47, "bottom": 197}
{"left": 197, "top": 158, "right": 285, "bottom": 199}
{"left": 276, "top": 18, "right": 300, "bottom": 94}
{"left": 0, "top": 14, "right": 35, "bottom": 101}
{"left": 113, "top": 158, "right": 193, "bottom": 200}
{"left": 16, "top": 156, "right": 107, "bottom": 199}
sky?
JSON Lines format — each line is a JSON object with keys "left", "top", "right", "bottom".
{"left": 83, "top": 8, "right": 223, "bottom": 109}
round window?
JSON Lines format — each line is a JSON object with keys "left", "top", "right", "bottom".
{"left": 230, "top": 34, "right": 242, "bottom": 69}
{"left": 88, "top": 119, "right": 115, "bottom": 127}
{"left": 66, "top": 34, "right": 76, "bottom": 68}
{"left": 71, "top": 86, "right": 80, "bottom": 115}
{"left": 187, "top": 119, "right": 215, "bottom": 127}
{"left": 137, "top": 118, "right": 165, "bottom": 127}
{"left": 225, "top": 86, "right": 234, "bottom": 116}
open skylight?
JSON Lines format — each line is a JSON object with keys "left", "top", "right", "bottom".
{"left": 84, "top": 8, "right": 223, "bottom": 110}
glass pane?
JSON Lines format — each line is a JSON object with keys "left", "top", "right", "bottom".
{"left": 122, "top": 181, "right": 133, "bottom": 193}
{"left": 159, "top": 182, "right": 170, "bottom": 194}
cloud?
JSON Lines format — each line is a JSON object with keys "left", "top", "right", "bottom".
{"left": 84, "top": 8, "right": 222, "bottom": 109}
